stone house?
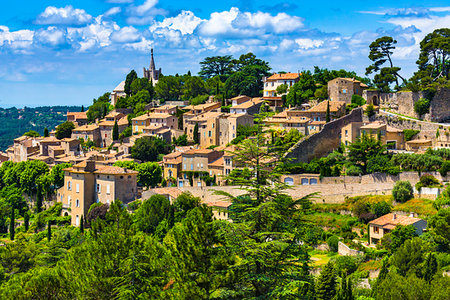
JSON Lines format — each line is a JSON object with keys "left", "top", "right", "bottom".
{"left": 328, "top": 77, "right": 368, "bottom": 104}
{"left": 110, "top": 81, "right": 126, "bottom": 107}
{"left": 40, "top": 136, "right": 62, "bottom": 156}
{"left": 179, "top": 149, "right": 223, "bottom": 187}
{"left": 231, "top": 95, "right": 251, "bottom": 106}
{"left": 208, "top": 156, "right": 225, "bottom": 185}
{"left": 58, "top": 161, "right": 138, "bottom": 226}
{"left": 132, "top": 112, "right": 178, "bottom": 134}
{"left": 341, "top": 122, "right": 405, "bottom": 150}
{"left": 265, "top": 110, "right": 310, "bottom": 135}
{"left": 72, "top": 124, "right": 101, "bottom": 147}
{"left": 67, "top": 112, "right": 88, "bottom": 127}
{"left": 262, "top": 73, "right": 301, "bottom": 98}
{"left": 230, "top": 98, "right": 264, "bottom": 115}
{"left": 405, "top": 139, "right": 433, "bottom": 152}
{"left": 219, "top": 114, "right": 254, "bottom": 145}
{"left": 8, "top": 136, "right": 40, "bottom": 162}
{"left": 153, "top": 105, "right": 177, "bottom": 115}
{"left": 302, "top": 100, "right": 346, "bottom": 121}
{"left": 99, "top": 118, "right": 129, "bottom": 147}
{"left": 368, "top": 213, "right": 427, "bottom": 245}
{"left": 163, "top": 152, "right": 182, "bottom": 183}
{"left": 60, "top": 138, "right": 81, "bottom": 156}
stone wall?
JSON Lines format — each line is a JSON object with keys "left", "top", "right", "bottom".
{"left": 338, "top": 241, "right": 364, "bottom": 256}
{"left": 285, "top": 108, "right": 363, "bottom": 163}
{"left": 363, "top": 88, "right": 450, "bottom": 122}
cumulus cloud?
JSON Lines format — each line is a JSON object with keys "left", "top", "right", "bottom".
{"left": 66, "top": 17, "right": 119, "bottom": 51}
{"left": 34, "top": 27, "right": 67, "bottom": 47}
{"left": 36, "top": 5, "right": 93, "bottom": 26}
{"left": 150, "top": 11, "right": 203, "bottom": 35}
{"left": 294, "top": 38, "right": 323, "bottom": 49}
{"left": 104, "top": 7, "right": 122, "bottom": 17}
{"left": 126, "top": 0, "right": 166, "bottom": 25}
{"left": 110, "top": 26, "right": 141, "bottom": 43}
{"left": 0, "top": 26, "right": 34, "bottom": 52}
{"left": 198, "top": 8, "right": 303, "bottom": 37}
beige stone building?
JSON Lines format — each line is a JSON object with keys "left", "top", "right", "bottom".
{"left": 7, "top": 136, "right": 40, "bottom": 162}
{"left": 153, "top": 104, "right": 177, "bottom": 115}
{"left": 58, "top": 161, "right": 138, "bottom": 226}
{"left": 262, "top": 73, "right": 301, "bottom": 98}
{"left": 67, "top": 111, "right": 89, "bottom": 127}
{"left": 328, "top": 77, "right": 368, "bottom": 104}
{"left": 405, "top": 139, "right": 433, "bottom": 152}
{"left": 230, "top": 98, "right": 264, "bottom": 115}
{"left": 132, "top": 112, "right": 177, "bottom": 134}
{"left": 179, "top": 149, "right": 223, "bottom": 187}
{"left": 99, "top": 118, "right": 129, "bottom": 147}
{"left": 72, "top": 124, "right": 101, "bottom": 147}
{"left": 110, "top": 81, "right": 126, "bottom": 107}
{"left": 341, "top": 122, "right": 405, "bottom": 150}
{"left": 163, "top": 151, "right": 182, "bottom": 183}
{"left": 368, "top": 213, "right": 427, "bottom": 245}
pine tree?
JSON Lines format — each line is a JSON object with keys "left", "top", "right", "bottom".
{"left": 193, "top": 123, "right": 199, "bottom": 144}
{"left": 326, "top": 100, "right": 331, "bottom": 122}
{"left": 316, "top": 261, "right": 337, "bottom": 300}
{"left": 47, "top": 220, "right": 52, "bottom": 242}
{"left": 423, "top": 253, "right": 437, "bottom": 282}
{"left": 80, "top": 215, "right": 84, "bottom": 234}
{"left": 112, "top": 120, "right": 119, "bottom": 141}
{"left": 43, "top": 127, "right": 49, "bottom": 137}
{"left": 9, "top": 208, "right": 15, "bottom": 241}
{"left": 24, "top": 211, "right": 29, "bottom": 232}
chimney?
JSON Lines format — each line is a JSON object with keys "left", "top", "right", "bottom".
{"left": 393, "top": 213, "right": 397, "bottom": 220}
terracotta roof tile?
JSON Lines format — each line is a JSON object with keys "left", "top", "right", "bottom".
{"left": 369, "top": 213, "right": 422, "bottom": 227}
{"left": 267, "top": 73, "right": 301, "bottom": 80}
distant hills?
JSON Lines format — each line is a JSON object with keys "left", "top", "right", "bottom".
{"left": 0, "top": 106, "right": 82, "bottom": 151}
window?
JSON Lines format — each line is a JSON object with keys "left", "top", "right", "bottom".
{"left": 183, "top": 164, "right": 186, "bottom": 169}
{"left": 67, "top": 181, "right": 72, "bottom": 190}
{"left": 76, "top": 183, "right": 79, "bottom": 193}
{"left": 106, "top": 184, "right": 110, "bottom": 194}
{"left": 208, "top": 131, "right": 212, "bottom": 137}
{"left": 345, "top": 130, "right": 348, "bottom": 137}
{"left": 76, "top": 199, "right": 80, "bottom": 207}
{"left": 343, "top": 89, "right": 347, "bottom": 94}
{"left": 76, "top": 215, "right": 79, "bottom": 226}
{"left": 373, "top": 226, "right": 379, "bottom": 234}
{"left": 97, "top": 184, "right": 101, "bottom": 193}
{"left": 201, "top": 163, "right": 203, "bottom": 168}
{"left": 190, "top": 164, "right": 193, "bottom": 170}
{"left": 226, "top": 169, "right": 230, "bottom": 175}
{"left": 68, "top": 195, "right": 71, "bottom": 206}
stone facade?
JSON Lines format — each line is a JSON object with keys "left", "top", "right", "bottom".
{"left": 328, "top": 78, "right": 368, "bottom": 104}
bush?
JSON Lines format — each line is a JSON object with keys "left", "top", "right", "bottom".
{"left": 439, "top": 161, "right": 450, "bottom": 177}
{"left": 327, "top": 235, "right": 339, "bottom": 252}
{"left": 403, "top": 129, "right": 420, "bottom": 141}
{"left": 333, "top": 255, "right": 358, "bottom": 274}
{"left": 415, "top": 174, "right": 440, "bottom": 190}
{"left": 372, "top": 201, "right": 391, "bottom": 217}
{"left": 346, "top": 165, "right": 362, "bottom": 176}
{"left": 414, "top": 98, "right": 430, "bottom": 116}
{"left": 392, "top": 181, "right": 413, "bottom": 203}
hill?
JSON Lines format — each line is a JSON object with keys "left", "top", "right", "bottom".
{"left": 0, "top": 106, "right": 82, "bottom": 151}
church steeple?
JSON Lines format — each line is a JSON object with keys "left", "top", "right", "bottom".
{"left": 149, "top": 48, "right": 155, "bottom": 71}
{"left": 143, "top": 48, "right": 162, "bottom": 86}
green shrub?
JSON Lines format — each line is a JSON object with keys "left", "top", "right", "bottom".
{"left": 327, "top": 235, "right": 339, "bottom": 252}
{"left": 415, "top": 174, "right": 440, "bottom": 190}
{"left": 403, "top": 129, "right": 420, "bottom": 141}
{"left": 414, "top": 98, "right": 430, "bottom": 116}
{"left": 392, "top": 181, "right": 413, "bottom": 203}
{"left": 346, "top": 165, "right": 362, "bottom": 176}
{"left": 333, "top": 255, "right": 358, "bottom": 274}
{"left": 439, "top": 161, "right": 450, "bottom": 177}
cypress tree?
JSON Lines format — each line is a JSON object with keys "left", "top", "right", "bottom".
{"left": 336, "top": 271, "right": 353, "bottom": 300}
{"left": 36, "top": 192, "right": 43, "bottom": 213}
{"left": 112, "top": 120, "right": 119, "bottom": 141}
{"left": 326, "top": 100, "right": 331, "bottom": 122}
{"left": 168, "top": 205, "right": 175, "bottom": 228}
{"left": 103, "top": 105, "right": 108, "bottom": 119}
{"left": 423, "top": 253, "right": 437, "bottom": 282}
{"left": 47, "top": 220, "right": 52, "bottom": 242}
{"left": 316, "top": 261, "right": 337, "bottom": 300}
{"left": 80, "top": 215, "right": 84, "bottom": 234}
{"left": 24, "top": 211, "right": 29, "bottom": 232}
{"left": 81, "top": 105, "right": 85, "bottom": 112}
{"left": 9, "top": 208, "right": 15, "bottom": 241}
{"left": 193, "top": 123, "right": 199, "bottom": 144}
{"left": 44, "top": 127, "right": 49, "bottom": 137}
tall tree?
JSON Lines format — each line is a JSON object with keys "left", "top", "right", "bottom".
{"left": 43, "top": 127, "right": 49, "bottom": 137}
{"left": 80, "top": 215, "right": 84, "bottom": 234}
{"left": 366, "top": 36, "right": 405, "bottom": 90}
{"left": 326, "top": 100, "right": 331, "bottom": 122}
{"left": 286, "top": 71, "right": 317, "bottom": 107}
{"left": 316, "top": 261, "right": 337, "bottom": 300}
{"left": 47, "top": 220, "right": 52, "bottom": 242}
{"left": 415, "top": 28, "right": 450, "bottom": 84}
{"left": 9, "top": 207, "right": 14, "bottom": 240}
{"left": 55, "top": 121, "right": 75, "bottom": 139}
{"left": 112, "top": 120, "right": 119, "bottom": 141}
{"left": 131, "top": 136, "right": 171, "bottom": 162}
{"left": 193, "top": 123, "right": 199, "bottom": 144}
{"left": 335, "top": 271, "right": 353, "bottom": 300}
{"left": 124, "top": 70, "right": 138, "bottom": 96}
{"left": 199, "top": 55, "right": 233, "bottom": 79}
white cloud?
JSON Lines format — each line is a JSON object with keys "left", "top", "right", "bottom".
{"left": 198, "top": 8, "right": 303, "bottom": 37}
{"left": 126, "top": 0, "right": 166, "bottom": 24}
{"left": 0, "top": 26, "right": 34, "bottom": 51}
{"left": 104, "top": 7, "right": 122, "bottom": 17}
{"left": 66, "top": 17, "right": 119, "bottom": 51}
{"left": 134, "top": 0, "right": 158, "bottom": 15}
{"left": 36, "top": 5, "right": 93, "bottom": 26}
{"left": 110, "top": 26, "right": 141, "bottom": 43}
{"left": 150, "top": 11, "right": 203, "bottom": 35}
{"left": 294, "top": 38, "right": 323, "bottom": 49}
{"left": 34, "top": 27, "right": 66, "bottom": 46}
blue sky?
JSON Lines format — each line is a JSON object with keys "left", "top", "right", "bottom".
{"left": 1, "top": 1, "right": 449, "bottom": 107}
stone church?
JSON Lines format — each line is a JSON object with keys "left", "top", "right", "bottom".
{"left": 143, "top": 48, "right": 161, "bottom": 86}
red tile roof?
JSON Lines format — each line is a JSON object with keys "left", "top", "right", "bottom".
{"left": 267, "top": 73, "right": 301, "bottom": 80}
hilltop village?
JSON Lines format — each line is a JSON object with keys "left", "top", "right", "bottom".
{"left": 0, "top": 30, "right": 450, "bottom": 299}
